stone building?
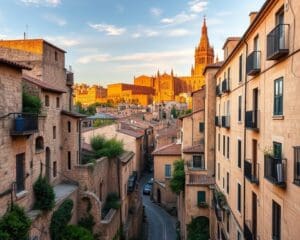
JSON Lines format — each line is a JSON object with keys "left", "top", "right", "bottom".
{"left": 152, "top": 143, "right": 181, "bottom": 209}
{"left": 73, "top": 83, "right": 107, "bottom": 106}
{"left": 213, "top": 0, "right": 300, "bottom": 239}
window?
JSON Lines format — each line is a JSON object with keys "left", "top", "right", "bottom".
{"left": 294, "top": 147, "right": 300, "bottom": 185}
{"left": 35, "top": 136, "right": 44, "bottom": 151}
{"left": 165, "top": 164, "right": 171, "bottom": 178}
{"left": 254, "top": 35, "right": 259, "bottom": 51}
{"left": 226, "top": 212, "right": 230, "bottom": 233}
{"left": 56, "top": 97, "right": 60, "bottom": 108}
{"left": 16, "top": 153, "right": 25, "bottom": 193}
{"left": 199, "top": 122, "right": 205, "bottom": 133}
{"left": 218, "top": 163, "right": 220, "bottom": 180}
{"left": 223, "top": 135, "right": 226, "bottom": 156}
{"left": 53, "top": 126, "right": 56, "bottom": 139}
{"left": 227, "top": 137, "right": 230, "bottom": 159}
{"left": 193, "top": 155, "right": 204, "bottom": 169}
{"left": 55, "top": 51, "right": 58, "bottom": 61}
{"left": 53, "top": 161, "right": 57, "bottom": 177}
{"left": 68, "top": 121, "right": 71, "bottom": 133}
{"left": 238, "top": 96, "right": 242, "bottom": 121}
{"left": 238, "top": 140, "right": 242, "bottom": 168}
{"left": 273, "top": 142, "right": 282, "bottom": 159}
{"left": 45, "top": 95, "right": 49, "bottom": 107}
{"left": 276, "top": 7, "right": 284, "bottom": 25}
{"left": 274, "top": 78, "right": 283, "bottom": 115}
{"left": 226, "top": 172, "right": 230, "bottom": 194}
{"left": 218, "top": 134, "right": 220, "bottom": 152}
{"left": 67, "top": 151, "right": 71, "bottom": 170}
{"left": 197, "top": 191, "right": 206, "bottom": 204}
{"left": 239, "top": 54, "right": 243, "bottom": 82}
{"left": 237, "top": 183, "right": 241, "bottom": 212}
{"left": 272, "top": 200, "right": 281, "bottom": 240}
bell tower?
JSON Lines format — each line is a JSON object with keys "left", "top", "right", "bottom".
{"left": 193, "top": 17, "right": 214, "bottom": 76}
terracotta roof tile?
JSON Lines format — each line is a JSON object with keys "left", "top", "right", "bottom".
{"left": 183, "top": 144, "right": 204, "bottom": 154}
{"left": 23, "top": 75, "right": 66, "bottom": 93}
{"left": 188, "top": 174, "right": 215, "bottom": 185}
{"left": 0, "top": 57, "right": 31, "bottom": 70}
{"left": 152, "top": 143, "right": 181, "bottom": 156}
{"left": 117, "top": 129, "right": 144, "bottom": 138}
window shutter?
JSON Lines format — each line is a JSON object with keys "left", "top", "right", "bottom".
{"left": 197, "top": 191, "right": 206, "bottom": 203}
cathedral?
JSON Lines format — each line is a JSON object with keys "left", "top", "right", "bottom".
{"left": 74, "top": 18, "right": 215, "bottom": 106}
{"left": 134, "top": 17, "right": 215, "bottom": 103}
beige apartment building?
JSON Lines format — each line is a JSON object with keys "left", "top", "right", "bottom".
{"left": 214, "top": 0, "right": 300, "bottom": 239}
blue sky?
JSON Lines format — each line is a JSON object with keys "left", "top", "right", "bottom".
{"left": 0, "top": 0, "right": 265, "bottom": 87}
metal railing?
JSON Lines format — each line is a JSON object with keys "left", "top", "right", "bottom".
{"left": 247, "top": 51, "right": 261, "bottom": 75}
{"left": 216, "top": 85, "right": 221, "bottom": 96}
{"left": 244, "top": 160, "right": 259, "bottom": 184}
{"left": 221, "top": 79, "right": 230, "bottom": 93}
{"left": 267, "top": 24, "right": 289, "bottom": 60}
{"left": 245, "top": 110, "right": 259, "bottom": 130}
{"left": 221, "top": 116, "right": 230, "bottom": 128}
{"left": 11, "top": 113, "right": 38, "bottom": 136}
{"left": 264, "top": 155, "right": 286, "bottom": 187}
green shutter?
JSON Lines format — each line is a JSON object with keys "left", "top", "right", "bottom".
{"left": 197, "top": 191, "right": 206, "bottom": 203}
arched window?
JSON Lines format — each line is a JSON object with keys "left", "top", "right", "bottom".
{"left": 35, "top": 136, "right": 44, "bottom": 152}
{"left": 45, "top": 95, "right": 49, "bottom": 107}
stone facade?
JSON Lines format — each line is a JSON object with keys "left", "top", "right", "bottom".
{"left": 213, "top": 0, "right": 300, "bottom": 239}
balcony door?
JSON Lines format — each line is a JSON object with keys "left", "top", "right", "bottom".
{"left": 252, "top": 192, "right": 257, "bottom": 239}
{"left": 16, "top": 153, "right": 25, "bottom": 193}
{"left": 252, "top": 140, "right": 258, "bottom": 178}
{"left": 253, "top": 88, "right": 258, "bottom": 127}
{"left": 276, "top": 8, "right": 285, "bottom": 49}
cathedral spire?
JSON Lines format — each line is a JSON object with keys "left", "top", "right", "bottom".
{"left": 199, "top": 16, "right": 209, "bottom": 48}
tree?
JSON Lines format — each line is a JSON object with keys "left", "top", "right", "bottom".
{"left": 187, "top": 217, "right": 210, "bottom": 240}
{"left": 22, "top": 91, "right": 42, "bottom": 114}
{"left": 170, "top": 159, "right": 185, "bottom": 194}
{"left": 171, "top": 106, "right": 179, "bottom": 119}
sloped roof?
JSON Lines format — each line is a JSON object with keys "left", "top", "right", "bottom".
{"left": 23, "top": 74, "right": 66, "bottom": 93}
{"left": 61, "top": 110, "right": 87, "bottom": 118}
{"left": 117, "top": 129, "right": 144, "bottom": 139}
{"left": 0, "top": 57, "right": 31, "bottom": 70}
{"left": 152, "top": 143, "right": 181, "bottom": 156}
{"left": 188, "top": 174, "right": 215, "bottom": 185}
{"left": 183, "top": 144, "right": 204, "bottom": 154}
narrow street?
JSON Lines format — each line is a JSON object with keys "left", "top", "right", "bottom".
{"left": 140, "top": 174, "right": 177, "bottom": 240}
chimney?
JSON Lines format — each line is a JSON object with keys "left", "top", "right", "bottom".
{"left": 249, "top": 12, "right": 258, "bottom": 24}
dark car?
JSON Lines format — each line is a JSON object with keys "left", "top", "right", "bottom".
{"left": 143, "top": 183, "right": 152, "bottom": 195}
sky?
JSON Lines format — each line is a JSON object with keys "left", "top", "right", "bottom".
{"left": 0, "top": 0, "right": 265, "bottom": 87}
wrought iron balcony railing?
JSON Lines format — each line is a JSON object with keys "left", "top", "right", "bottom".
{"left": 221, "top": 79, "right": 230, "bottom": 93}
{"left": 221, "top": 116, "right": 230, "bottom": 129}
{"left": 247, "top": 51, "right": 261, "bottom": 76}
{"left": 244, "top": 160, "right": 259, "bottom": 184}
{"left": 267, "top": 24, "right": 289, "bottom": 60}
{"left": 264, "top": 155, "right": 286, "bottom": 187}
{"left": 10, "top": 113, "right": 38, "bottom": 136}
{"left": 245, "top": 110, "right": 259, "bottom": 131}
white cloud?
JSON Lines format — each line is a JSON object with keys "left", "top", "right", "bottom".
{"left": 188, "top": 0, "right": 208, "bottom": 13}
{"left": 77, "top": 49, "right": 193, "bottom": 64}
{"left": 21, "top": 0, "right": 61, "bottom": 7}
{"left": 161, "top": 12, "right": 197, "bottom": 25}
{"left": 132, "top": 33, "right": 141, "bottom": 38}
{"left": 167, "top": 29, "right": 190, "bottom": 37}
{"left": 145, "top": 30, "right": 159, "bottom": 37}
{"left": 43, "top": 14, "right": 66, "bottom": 26}
{"left": 0, "top": 34, "right": 7, "bottom": 39}
{"left": 150, "top": 7, "right": 162, "bottom": 17}
{"left": 45, "top": 36, "right": 80, "bottom": 47}
{"left": 88, "top": 23, "right": 126, "bottom": 36}
{"left": 77, "top": 54, "right": 111, "bottom": 64}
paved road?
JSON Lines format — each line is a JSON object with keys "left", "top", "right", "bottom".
{"left": 140, "top": 174, "right": 177, "bottom": 240}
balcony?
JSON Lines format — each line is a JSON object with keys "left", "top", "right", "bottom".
{"left": 221, "top": 116, "right": 230, "bottom": 129}
{"left": 10, "top": 113, "right": 38, "bottom": 136}
{"left": 216, "top": 85, "right": 221, "bottom": 96}
{"left": 267, "top": 24, "right": 289, "bottom": 60}
{"left": 244, "top": 160, "right": 259, "bottom": 184}
{"left": 247, "top": 51, "right": 261, "bottom": 76}
{"left": 221, "top": 79, "right": 230, "bottom": 93}
{"left": 264, "top": 155, "right": 286, "bottom": 187}
{"left": 245, "top": 110, "right": 259, "bottom": 131}
{"left": 66, "top": 71, "right": 74, "bottom": 86}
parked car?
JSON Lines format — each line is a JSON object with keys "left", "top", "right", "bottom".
{"left": 147, "top": 178, "right": 154, "bottom": 185}
{"left": 143, "top": 183, "right": 152, "bottom": 195}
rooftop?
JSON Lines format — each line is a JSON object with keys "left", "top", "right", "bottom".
{"left": 152, "top": 143, "right": 181, "bottom": 156}
{"left": 0, "top": 57, "right": 31, "bottom": 70}
{"left": 23, "top": 74, "right": 66, "bottom": 93}
{"left": 183, "top": 144, "right": 204, "bottom": 154}
{"left": 61, "top": 110, "right": 87, "bottom": 118}
{"left": 117, "top": 128, "right": 144, "bottom": 138}
{"left": 187, "top": 174, "right": 215, "bottom": 185}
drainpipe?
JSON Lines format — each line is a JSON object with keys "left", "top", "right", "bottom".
{"left": 243, "top": 40, "right": 248, "bottom": 235}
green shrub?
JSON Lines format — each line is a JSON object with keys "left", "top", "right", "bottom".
{"left": 102, "top": 193, "right": 120, "bottom": 217}
{"left": 78, "top": 214, "right": 95, "bottom": 233}
{"left": 187, "top": 217, "right": 209, "bottom": 240}
{"left": 62, "top": 225, "right": 94, "bottom": 240}
{"left": 97, "top": 138, "right": 124, "bottom": 158}
{"left": 0, "top": 204, "right": 31, "bottom": 240}
{"left": 22, "top": 91, "right": 42, "bottom": 114}
{"left": 50, "top": 199, "right": 74, "bottom": 240}
{"left": 90, "top": 135, "right": 106, "bottom": 151}
{"left": 170, "top": 160, "right": 185, "bottom": 195}
{"left": 33, "top": 175, "right": 55, "bottom": 211}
